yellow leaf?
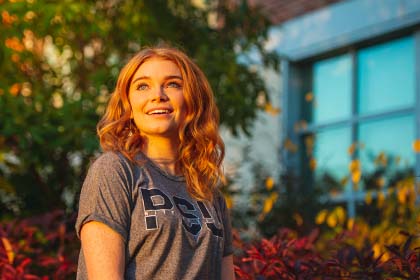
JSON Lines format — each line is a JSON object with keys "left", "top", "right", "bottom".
{"left": 348, "top": 160, "right": 360, "bottom": 172}
{"left": 382, "top": 252, "right": 390, "bottom": 262}
{"left": 24, "top": 11, "right": 36, "bottom": 22}
{"left": 9, "top": 83, "right": 20, "bottom": 96}
{"left": 304, "top": 135, "right": 314, "bottom": 149}
{"left": 315, "top": 209, "right": 328, "bottom": 224}
{"left": 309, "top": 158, "right": 317, "bottom": 171}
{"left": 262, "top": 198, "right": 273, "bottom": 214}
{"left": 340, "top": 176, "right": 349, "bottom": 186}
{"left": 413, "top": 139, "right": 420, "bottom": 153}
{"left": 374, "top": 152, "right": 387, "bottom": 167}
{"left": 293, "top": 213, "right": 303, "bottom": 226}
{"left": 351, "top": 170, "right": 361, "bottom": 183}
{"left": 326, "top": 213, "right": 337, "bottom": 228}
{"left": 265, "top": 177, "right": 275, "bottom": 191}
{"left": 376, "top": 177, "right": 385, "bottom": 188}
{"left": 1, "top": 237, "right": 14, "bottom": 264}
{"left": 270, "top": 192, "right": 279, "bottom": 201}
{"left": 52, "top": 92, "right": 63, "bottom": 109}
{"left": 264, "top": 103, "right": 281, "bottom": 116}
{"left": 5, "top": 37, "right": 24, "bottom": 52}
{"left": 377, "top": 192, "right": 385, "bottom": 208}
{"left": 283, "top": 138, "right": 298, "bottom": 153}
{"left": 373, "top": 243, "right": 381, "bottom": 259}
{"left": 335, "top": 206, "right": 346, "bottom": 225}
{"left": 397, "top": 187, "right": 406, "bottom": 204}
{"left": 348, "top": 143, "right": 357, "bottom": 155}
{"left": 347, "top": 218, "right": 354, "bottom": 230}
{"left": 365, "top": 191, "right": 372, "bottom": 205}
{"left": 11, "top": 53, "right": 19, "bottom": 63}
{"left": 1, "top": 10, "right": 18, "bottom": 25}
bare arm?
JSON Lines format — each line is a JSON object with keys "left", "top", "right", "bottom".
{"left": 80, "top": 221, "right": 125, "bottom": 280}
{"left": 221, "top": 254, "right": 235, "bottom": 280}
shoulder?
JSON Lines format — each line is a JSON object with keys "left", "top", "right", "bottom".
{"left": 89, "top": 152, "right": 132, "bottom": 171}
{"left": 92, "top": 151, "right": 130, "bottom": 166}
{"left": 85, "top": 151, "right": 138, "bottom": 182}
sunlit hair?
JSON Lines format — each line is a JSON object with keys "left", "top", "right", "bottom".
{"left": 97, "top": 46, "right": 225, "bottom": 201}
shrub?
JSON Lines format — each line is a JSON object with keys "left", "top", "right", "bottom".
{"left": 234, "top": 227, "right": 420, "bottom": 279}
{"left": 0, "top": 210, "right": 77, "bottom": 279}
{"left": 234, "top": 174, "right": 420, "bottom": 279}
{"left": 1, "top": 176, "right": 420, "bottom": 279}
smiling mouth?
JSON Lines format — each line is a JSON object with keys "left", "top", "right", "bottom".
{"left": 146, "top": 109, "right": 173, "bottom": 115}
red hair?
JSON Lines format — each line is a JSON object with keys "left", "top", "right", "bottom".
{"left": 97, "top": 46, "right": 225, "bottom": 201}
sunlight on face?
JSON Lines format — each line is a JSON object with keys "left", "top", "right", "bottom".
{"left": 128, "top": 58, "right": 186, "bottom": 142}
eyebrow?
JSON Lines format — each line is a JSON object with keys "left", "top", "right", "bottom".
{"left": 131, "top": 75, "right": 183, "bottom": 84}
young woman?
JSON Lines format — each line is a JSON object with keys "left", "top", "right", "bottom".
{"left": 75, "top": 46, "right": 235, "bottom": 280}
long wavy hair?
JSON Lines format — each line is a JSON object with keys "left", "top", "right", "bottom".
{"left": 97, "top": 46, "right": 225, "bottom": 202}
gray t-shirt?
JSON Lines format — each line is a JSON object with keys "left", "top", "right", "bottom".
{"left": 75, "top": 152, "right": 233, "bottom": 280}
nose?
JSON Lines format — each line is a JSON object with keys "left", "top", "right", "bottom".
{"left": 150, "top": 86, "right": 168, "bottom": 102}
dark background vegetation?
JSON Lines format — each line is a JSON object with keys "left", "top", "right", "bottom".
{"left": 0, "top": 0, "right": 278, "bottom": 217}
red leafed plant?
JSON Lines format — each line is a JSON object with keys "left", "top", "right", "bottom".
{"left": 234, "top": 227, "right": 420, "bottom": 280}
{"left": 383, "top": 231, "right": 420, "bottom": 279}
{"left": 234, "top": 228, "right": 322, "bottom": 279}
{"left": 0, "top": 210, "right": 78, "bottom": 279}
{"left": 1, "top": 210, "right": 420, "bottom": 279}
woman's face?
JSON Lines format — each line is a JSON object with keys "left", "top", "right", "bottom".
{"left": 128, "top": 58, "right": 186, "bottom": 142}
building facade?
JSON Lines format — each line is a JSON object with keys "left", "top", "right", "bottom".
{"left": 268, "top": 0, "right": 420, "bottom": 217}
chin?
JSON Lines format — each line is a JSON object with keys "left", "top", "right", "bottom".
{"left": 142, "top": 128, "right": 179, "bottom": 138}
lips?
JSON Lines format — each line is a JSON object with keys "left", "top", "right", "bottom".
{"left": 146, "top": 108, "right": 174, "bottom": 115}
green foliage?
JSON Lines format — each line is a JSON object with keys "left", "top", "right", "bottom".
{"left": 0, "top": 0, "right": 278, "bottom": 216}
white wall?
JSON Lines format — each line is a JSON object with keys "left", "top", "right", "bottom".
{"left": 221, "top": 66, "right": 283, "bottom": 211}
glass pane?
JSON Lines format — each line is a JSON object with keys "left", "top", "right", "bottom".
{"left": 358, "top": 36, "right": 415, "bottom": 114}
{"left": 359, "top": 114, "right": 415, "bottom": 173}
{"left": 314, "top": 126, "right": 351, "bottom": 189}
{"left": 313, "top": 54, "right": 352, "bottom": 124}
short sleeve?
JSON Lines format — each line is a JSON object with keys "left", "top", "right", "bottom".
{"left": 75, "top": 152, "right": 134, "bottom": 243}
{"left": 217, "top": 193, "right": 234, "bottom": 257}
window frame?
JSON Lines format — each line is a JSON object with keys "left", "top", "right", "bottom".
{"left": 282, "top": 30, "right": 420, "bottom": 217}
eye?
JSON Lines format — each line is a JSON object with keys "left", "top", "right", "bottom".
{"left": 136, "top": 83, "right": 149, "bottom": 91}
{"left": 166, "top": 81, "right": 182, "bottom": 89}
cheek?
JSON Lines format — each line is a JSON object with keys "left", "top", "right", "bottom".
{"left": 129, "top": 94, "right": 145, "bottom": 111}
{"left": 176, "top": 92, "right": 187, "bottom": 111}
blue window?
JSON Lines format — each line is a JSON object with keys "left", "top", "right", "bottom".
{"left": 304, "top": 36, "right": 416, "bottom": 216}
{"left": 313, "top": 55, "right": 352, "bottom": 124}
{"left": 358, "top": 37, "right": 415, "bottom": 115}
{"left": 313, "top": 126, "right": 351, "bottom": 190}
{"left": 359, "top": 115, "right": 415, "bottom": 173}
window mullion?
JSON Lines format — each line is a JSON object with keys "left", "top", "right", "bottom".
{"left": 347, "top": 49, "right": 358, "bottom": 218}
{"left": 415, "top": 29, "right": 420, "bottom": 187}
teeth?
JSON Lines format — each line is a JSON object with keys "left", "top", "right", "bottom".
{"left": 148, "top": 109, "right": 171, "bottom": 115}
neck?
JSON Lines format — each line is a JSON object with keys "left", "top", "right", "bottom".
{"left": 141, "top": 137, "right": 181, "bottom": 176}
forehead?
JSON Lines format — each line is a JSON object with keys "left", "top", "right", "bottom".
{"left": 133, "top": 57, "right": 181, "bottom": 79}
